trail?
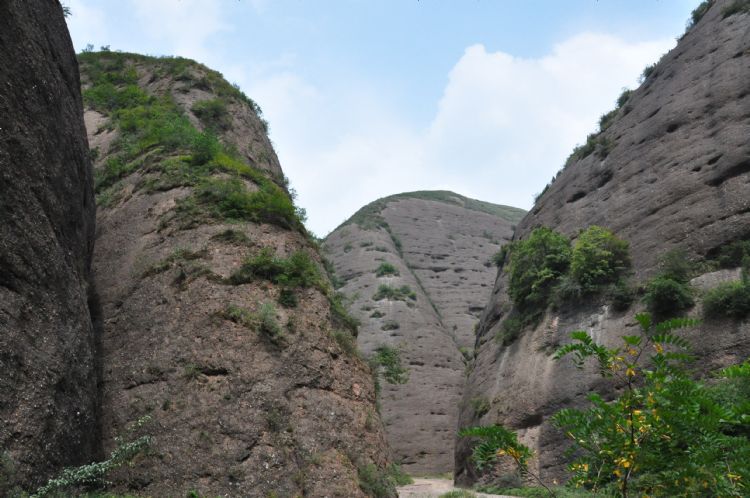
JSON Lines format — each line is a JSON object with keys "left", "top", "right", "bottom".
{"left": 397, "top": 478, "right": 518, "bottom": 498}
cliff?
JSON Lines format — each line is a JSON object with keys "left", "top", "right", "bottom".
{"left": 81, "top": 51, "right": 393, "bottom": 496}
{"left": 457, "top": 0, "right": 750, "bottom": 485}
{"left": 325, "top": 191, "right": 525, "bottom": 474}
{"left": 0, "top": 0, "right": 98, "bottom": 489}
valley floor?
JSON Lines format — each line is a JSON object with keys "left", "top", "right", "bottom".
{"left": 397, "top": 478, "right": 517, "bottom": 498}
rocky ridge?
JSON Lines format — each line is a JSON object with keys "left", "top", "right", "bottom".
{"left": 325, "top": 191, "right": 525, "bottom": 474}
{"left": 456, "top": 0, "right": 750, "bottom": 485}
{"left": 0, "top": 1, "right": 98, "bottom": 489}
{"left": 81, "top": 51, "right": 394, "bottom": 496}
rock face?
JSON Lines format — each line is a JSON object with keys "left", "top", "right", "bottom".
{"left": 0, "top": 1, "right": 98, "bottom": 489}
{"left": 325, "top": 192, "right": 525, "bottom": 474}
{"left": 82, "top": 52, "right": 391, "bottom": 496}
{"left": 457, "top": 1, "right": 750, "bottom": 485}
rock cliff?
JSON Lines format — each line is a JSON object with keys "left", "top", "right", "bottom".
{"left": 81, "top": 52, "right": 393, "bottom": 496}
{"left": 457, "top": 0, "right": 750, "bottom": 485}
{"left": 325, "top": 192, "right": 525, "bottom": 474}
{"left": 0, "top": 0, "right": 98, "bottom": 489}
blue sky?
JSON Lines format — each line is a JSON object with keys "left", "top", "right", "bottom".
{"left": 66, "top": 0, "right": 702, "bottom": 236}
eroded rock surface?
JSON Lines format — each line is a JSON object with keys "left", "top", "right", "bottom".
{"left": 0, "top": 1, "right": 97, "bottom": 488}
{"left": 325, "top": 192, "right": 525, "bottom": 474}
{"left": 83, "top": 53, "right": 391, "bottom": 496}
{"left": 457, "top": 1, "right": 750, "bottom": 485}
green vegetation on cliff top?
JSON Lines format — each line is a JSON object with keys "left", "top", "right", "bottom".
{"left": 338, "top": 190, "right": 526, "bottom": 231}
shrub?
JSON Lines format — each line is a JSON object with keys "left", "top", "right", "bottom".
{"left": 372, "top": 284, "right": 417, "bottom": 303}
{"left": 657, "top": 248, "right": 694, "bottom": 283}
{"left": 229, "top": 248, "right": 322, "bottom": 289}
{"left": 330, "top": 292, "right": 360, "bottom": 334}
{"left": 643, "top": 275, "right": 694, "bottom": 318}
{"left": 723, "top": 0, "right": 750, "bottom": 18}
{"left": 507, "top": 227, "right": 571, "bottom": 316}
{"left": 570, "top": 226, "right": 630, "bottom": 293}
{"left": 553, "top": 313, "right": 750, "bottom": 497}
{"left": 32, "top": 416, "right": 153, "bottom": 497}
{"left": 191, "top": 98, "right": 231, "bottom": 130}
{"left": 258, "top": 302, "right": 282, "bottom": 343}
{"left": 375, "top": 262, "right": 400, "bottom": 277}
{"left": 716, "top": 239, "right": 750, "bottom": 268}
{"left": 190, "top": 131, "right": 221, "bottom": 165}
{"left": 496, "top": 315, "right": 523, "bottom": 346}
{"left": 703, "top": 280, "right": 750, "bottom": 319}
{"left": 381, "top": 321, "right": 400, "bottom": 331}
{"left": 608, "top": 278, "right": 636, "bottom": 312}
{"left": 356, "top": 463, "right": 398, "bottom": 498}
{"left": 371, "top": 345, "right": 408, "bottom": 384}
{"left": 332, "top": 330, "right": 358, "bottom": 356}
{"left": 370, "top": 310, "right": 385, "bottom": 318}
{"left": 278, "top": 288, "right": 298, "bottom": 308}
{"left": 470, "top": 397, "right": 490, "bottom": 418}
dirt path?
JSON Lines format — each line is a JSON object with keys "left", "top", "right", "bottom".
{"left": 397, "top": 478, "right": 518, "bottom": 498}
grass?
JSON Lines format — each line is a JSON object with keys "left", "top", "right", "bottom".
{"left": 220, "top": 303, "right": 283, "bottom": 344}
{"left": 375, "top": 262, "right": 400, "bottom": 277}
{"left": 439, "top": 491, "right": 477, "bottom": 498}
{"left": 339, "top": 190, "right": 526, "bottom": 231}
{"left": 372, "top": 284, "right": 417, "bottom": 303}
{"left": 78, "top": 51, "right": 305, "bottom": 231}
{"left": 703, "top": 279, "right": 750, "bottom": 320}
{"left": 332, "top": 329, "right": 359, "bottom": 356}
{"left": 228, "top": 248, "right": 323, "bottom": 289}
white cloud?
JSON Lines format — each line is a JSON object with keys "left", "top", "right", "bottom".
{"left": 255, "top": 32, "right": 674, "bottom": 235}
{"left": 129, "top": 0, "right": 228, "bottom": 62}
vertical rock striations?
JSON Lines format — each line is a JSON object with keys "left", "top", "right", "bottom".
{"left": 82, "top": 52, "right": 392, "bottom": 496}
{"left": 457, "top": 0, "right": 750, "bottom": 486}
{"left": 325, "top": 192, "right": 525, "bottom": 474}
{"left": 0, "top": 0, "right": 98, "bottom": 489}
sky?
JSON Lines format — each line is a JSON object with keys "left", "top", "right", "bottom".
{"left": 65, "top": 0, "right": 702, "bottom": 236}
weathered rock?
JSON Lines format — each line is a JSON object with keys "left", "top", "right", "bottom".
{"left": 325, "top": 192, "right": 524, "bottom": 474}
{"left": 83, "top": 53, "right": 391, "bottom": 496}
{"left": 457, "top": 1, "right": 750, "bottom": 485}
{"left": 0, "top": 0, "right": 98, "bottom": 489}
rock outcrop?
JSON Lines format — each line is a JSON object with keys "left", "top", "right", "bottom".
{"left": 82, "top": 52, "right": 392, "bottom": 496}
{"left": 0, "top": 0, "right": 98, "bottom": 489}
{"left": 325, "top": 192, "right": 525, "bottom": 474}
{"left": 457, "top": 0, "right": 750, "bottom": 485}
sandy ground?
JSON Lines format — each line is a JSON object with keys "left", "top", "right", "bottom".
{"left": 397, "top": 478, "right": 518, "bottom": 498}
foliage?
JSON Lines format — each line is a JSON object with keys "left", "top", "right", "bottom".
{"left": 220, "top": 303, "right": 283, "bottom": 344}
{"left": 703, "top": 280, "right": 750, "bottom": 320}
{"left": 375, "top": 262, "right": 400, "bottom": 277}
{"left": 715, "top": 239, "right": 750, "bottom": 268}
{"left": 723, "top": 0, "right": 750, "bottom": 18}
{"left": 372, "top": 284, "right": 417, "bottom": 303}
{"left": 278, "top": 288, "right": 298, "bottom": 308}
{"left": 439, "top": 491, "right": 477, "bottom": 498}
{"left": 356, "top": 463, "right": 403, "bottom": 498}
{"left": 553, "top": 313, "right": 750, "bottom": 497}
{"left": 640, "top": 64, "right": 656, "bottom": 82}
{"left": 381, "top": 320, "right": 400, "bottom": 331}
{"left": 570, "top": 226, "right": 630, "bottom": 293}
{"left": 608, "top": 279, "right": 636, "bottom": 312}
{"left": 470, "top": 397, "right": 490, "bottom": 418}
{"left": 228, "top": 248, "right": 322, "bottom": 289}
{"left": 210, "top": 228, "right": 251, "bottom": 245}
{"left": 330, "top": 291, "right": 360, "bottom": 334}
{"left": 371, "top": 345, "right": 409, "bottom": 384}
{"left": 477, "top": 486, "right": 597, "bottom": 498}
{"left": 688, "top": 0, "right": 714, "bottom": 27}
{"left": 32, "top": 417, "right": 153, "bottom": 497}
{"left": 507, "top": 227, "right": 571, "bottom": 318}
{"left": 191, "top": 98, "right": 231, "bottom": 130}
{"left": 643, "top": 276, "right": 694, "bottom": 318}
{"left": 332, "top": 330, "right": 358, "bottom": 356}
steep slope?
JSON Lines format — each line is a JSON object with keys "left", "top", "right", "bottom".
{"left": 325, "top": 192, "right": 525, "bottom": 474}
{"left": 457, "top": 0, "right": 750, "bottom": 485}
{"left": 0, "top": 1, "right": 98, "bottom": 489}
{"left": 81, "top": 52, "right": 393, "bottom": 496}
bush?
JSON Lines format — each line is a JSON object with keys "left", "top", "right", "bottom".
{"left": 570, "top": 226, "right": 630, "bottom": 293}
{"left": 356, "top": 463, "right": 398, "bottom": 498}
{"left": 258, "top": 302, "right": 282, "bottom": 343}
{"left": 703, "top": 280, "right": 750, "bottom": 319}
{"left": 716, "top": 239, "right": 750, "bottom": 268}
{"left": 507, "top": 227, "right": 571, "bottom": 315}
{"left": 608, "top": 278, "right": 636, "bottom": 312}
{"left": 229, "top": 248, "right": 322, "bottom": 289}
{"left": 381, "top": 320, "right": 400, "bottom": 331}
{"left": 190, "top": 131, "right": 221, "bottom": 165}
{"left": 657, "top": 248, "right": 693, "bottom": 283}
{"left": 553, "top": 314, "right": 750, "bottom": 497}
{"left": 332, "top": 330, "right": 358, "bottom": 356}
{"left": 372, "top": 284, "right": 417, "bottom": 303}
{"left": 643, "top": 275, "right": 694, "bottom": 318}
{"left": 191, "top": 98, "right": 231, "bottom": 130}
{"left": 375, "top": 262, "right": 400, "bottom": 277}
{"left": 278, "top": 288, "right": 298, "bottom": 308}
{"left": 330, "top": 292, "right": 360, "bottom": 334}
{"left": 723, "top": 0, "right": 750, "bottom": 18}
{"left": 371, "top": 345, "right": 408, "bottom": 384}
